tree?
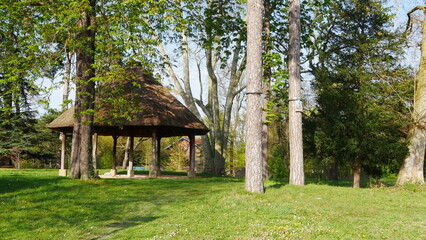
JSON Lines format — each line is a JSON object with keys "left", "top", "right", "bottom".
{"left": 34, "top": 0, "right": 163, "bottom": 179}
{"left": 139, "top": 0, "right": 247, "bottom": 175}
{"left": 0, "top": 0, "right": 61, "bottom": 167}
{"left": 68, "top": 0, "right": 96, "bottom": 180}
{"left": 397, "top": 5, "right": 426, "bottom": 185}
{"left": 288, "top": 0, "right": 304, "bottom": 186}
{"left": 245, "top": 0, "right": 264, "bottom": 193}
{"left": 306, "top": 0, "right": 411, "bottom": 186}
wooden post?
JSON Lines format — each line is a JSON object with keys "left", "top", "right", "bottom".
{"left": 111, "top": 135, "right": 118, "bottom": 176}
{"left": 127, "top": 136, "right": 135, "bottom": 177}
{"left": 188, "top": 135, "right": 196, "bottom": 178}
{"left": 59, "top": 132, "right": 67, "bottom": 176}
{"left": 157, "top": 137, "right": 161, "bottom": 176}
{"left": 149, "top": 132, "right": 159, "bottom": 178}
{"left": 92, "top": 133, "right": 98, "bottom": 174}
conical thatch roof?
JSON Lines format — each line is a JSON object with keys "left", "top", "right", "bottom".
{"left": 47, "top": 65, "right": 209, "bottom": 137}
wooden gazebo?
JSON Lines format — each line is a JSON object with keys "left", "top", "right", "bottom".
{"left": 48, "top": 64, "right": 209, "bottom": 178}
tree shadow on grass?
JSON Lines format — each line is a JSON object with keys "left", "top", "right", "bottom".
{"left": 0, "top": 174, "right": 63, "bottom": 195}
{"left": 0, "top": 173, "right": 238, "bottom": 239}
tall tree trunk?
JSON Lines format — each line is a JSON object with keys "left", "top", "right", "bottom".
{"left": 245, "top": 0, "right": 264, "bottom": 193}
{"left": 397, "top": 6, "right": 426, "bottom": 185}
{"left": 288, "top": 0, "right": 304, "bottom": 186}
{"left": 70, "top": 0, "right": 96, "bottom": 180}
{"left": 206, "top": 45, "right": 224, "bottom": 175}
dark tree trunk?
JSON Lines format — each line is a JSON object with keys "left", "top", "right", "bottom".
{"left": 69, "top": 0, "right": 96, "bottom": 180}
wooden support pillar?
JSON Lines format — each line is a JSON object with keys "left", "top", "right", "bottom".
{"left": 111, "top": 135, "right": 118, "bottom": 176}
{"left": 127, "top": 136, "right": 135, "bottom": 177}
{"left": 149, "top": 132, "right": 159, "bottom": 178}
{"left": 157, "top": 137, "right": 161, "bottom": 175}
{"left": 92, "top": 133, "right": 98, "bottom": 174}
{"left": 59, "top": 132, "right": 67, "bottom": 176}
{"left": 188, "top": 135, "right": 196, "bottom": 178}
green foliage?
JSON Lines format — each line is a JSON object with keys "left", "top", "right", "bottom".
{"left": 0, "top": 110, "right": 61, "bottom": 168}
{"left": 97, "top": 136, "right": 114, "bottom": 169}
{"left": 304, "top": 0, "right": 412, "bottom": 180}
{"left": 268, "top": 143, "right": 289, "bottom": 179}
{"left": 0, "top": 169, "right": 425, "bottom": 239}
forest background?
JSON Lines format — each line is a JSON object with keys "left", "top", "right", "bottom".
{"left": 0, "top": 0, "right": 425, "bottom": 186}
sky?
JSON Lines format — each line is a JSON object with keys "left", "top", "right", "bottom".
{"left": 39, "top": 0, "right": 426, "bottom": 115}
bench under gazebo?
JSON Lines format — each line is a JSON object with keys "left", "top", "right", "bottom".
{"left": 47, "top": 64, "right": 209, "bottom": 178}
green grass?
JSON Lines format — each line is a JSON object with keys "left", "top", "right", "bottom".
{"left": 0, "top": 169, "right": 425, "bottom": 240}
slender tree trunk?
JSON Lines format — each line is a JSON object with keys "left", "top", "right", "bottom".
{"left": 288, "top": 0, "right": 304, "bottom": 186}
{"left": 397, "top": 6, "right": 426, "bottom": 185}
{"left": 122, "top": 137, "right": 130, "bottom": 169}
{"left": 62, "top": 52, "right": 72, "bottom": 110}
{"left": 69, "top": 0, "right": 96, "bottom": 180}
{"left": 221, "top": 41, "right": 246, "bottom": 176}
{"left": 245, "top": 0, "right": 264, "bottom": 193}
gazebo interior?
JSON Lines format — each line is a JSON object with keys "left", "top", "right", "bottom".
{"left": 48, "top": 64, "right": 209, "bottom": 178}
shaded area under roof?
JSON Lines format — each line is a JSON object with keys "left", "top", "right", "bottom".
{"left": 47, "top": 65, "right": 209, "bottom": 138}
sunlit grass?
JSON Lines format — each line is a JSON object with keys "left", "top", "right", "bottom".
{"left": 0, "top": 169, "right": 424, "bottom": 239}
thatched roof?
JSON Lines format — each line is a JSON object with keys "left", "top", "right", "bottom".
{"left": 47, "top": 65, "right": 209, "bottom": 137}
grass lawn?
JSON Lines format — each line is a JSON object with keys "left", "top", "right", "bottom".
{"left": 0, "top": 169, "right": 425, "bottom": 240}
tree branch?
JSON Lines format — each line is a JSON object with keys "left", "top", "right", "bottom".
{"left": 406, "top": 6, "right": 426, "bottom": 33}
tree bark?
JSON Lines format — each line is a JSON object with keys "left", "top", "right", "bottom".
{"left": 288, "top": 0, "right": 304, "bottom": 186}
{"left": 245, "top": 0, "right": 264, "bottom": 194}
{"left": 353, "top": 163, "right": 361, "bottom": 188}
{"left": 122, "top": 137, "right": 130, "bottom": 169}
{"left": 397, "top": 6, "right": 426, "bottom": 185}
{"left": 69, "top": 0, "right": 96, "bottom": 180}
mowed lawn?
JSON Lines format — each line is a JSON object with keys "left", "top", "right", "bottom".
{"left": 0, "top": 169, "right": 425, "bottom": 240}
